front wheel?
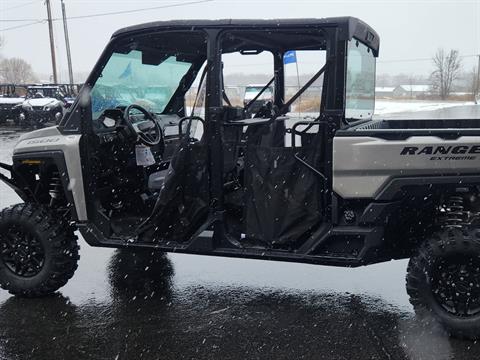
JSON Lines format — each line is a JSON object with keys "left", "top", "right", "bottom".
{"left": 0, "top": 203, "right": 80, "bottom": 297}
{"left": 406, "top": 227, "right": 480, "bottom": 339}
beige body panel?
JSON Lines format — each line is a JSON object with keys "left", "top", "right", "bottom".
{"left": 333, "top": 135, "right": 480, "bottom": 198}
{"left": 13, "top": 127, "right": 87, "bottom": 220}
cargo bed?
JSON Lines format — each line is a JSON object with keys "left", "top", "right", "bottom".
{"left": 337, "top": 118, "right": 480, "bottom": 139}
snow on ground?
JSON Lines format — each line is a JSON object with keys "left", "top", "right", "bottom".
{"left": 374, "top": 100, "right": 474, "bottom": 115}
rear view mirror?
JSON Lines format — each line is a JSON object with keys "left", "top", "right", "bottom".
{"left": 240, "top": 49, "right": 263, "bottom": 55}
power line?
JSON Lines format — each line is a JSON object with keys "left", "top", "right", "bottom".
{"left": 1, "top": 0, "right": 214, "bottom": 23}
{"left": 378, "top": 54, "right": 479, "bottom": 64}
{"left": 0, "top": 20, "right": 45, "bottom": 32}
{"left": 52, "top": 0, "right": 214, "bottom": 20}
{"left": 0, "top": 19, "right": 43, "bottom": 22}
{"left": 227, "top": 54, "right": 480, "bottom": 67}
{"left": 2, "top": 1, "right": 37, "bottom": 13}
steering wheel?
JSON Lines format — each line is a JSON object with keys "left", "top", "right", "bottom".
{"left": 123, "top": 104, "right": 163, "bottom": 146}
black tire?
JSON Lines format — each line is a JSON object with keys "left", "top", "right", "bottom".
{"left": 406, "top": 227, "right": 480, "bottom": 339}
{"left": 0, "top": 203, "right": 80, "bottom": 297}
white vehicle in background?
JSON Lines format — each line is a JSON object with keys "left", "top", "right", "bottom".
{"left": 243, "top": 84, "right": 274, "bottom": 114}
{"left": 18, "top": 85, "right": 66, "bottom": 128}
{"left": 0, "top": 85, "right": 26, "bottom": 125}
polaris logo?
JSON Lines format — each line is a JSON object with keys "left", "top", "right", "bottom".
{"left": 400, "top": 145, "right": 480, "bottom": 155}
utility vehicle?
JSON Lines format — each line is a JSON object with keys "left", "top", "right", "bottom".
{"left": 243, "top": 84, "right": 274, "bottom": 113}
{"left": 0, "top": 84, "right": 25, "bottom": 125}
{"left": 18, "top": 85, "right": 66, "bottom": 128}
{"left": 1, "top": 17, "right": 480, "bottom": 339}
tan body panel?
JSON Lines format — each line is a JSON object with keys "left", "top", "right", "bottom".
{"left": 13, "top": 127, "right": 87, "bottom": 220}
{"left": 333, "top": 135, "right": 480, "bottom": 198}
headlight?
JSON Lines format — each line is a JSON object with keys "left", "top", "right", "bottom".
{"left": 44, "top": 106, "right": 51, "bottom": 111}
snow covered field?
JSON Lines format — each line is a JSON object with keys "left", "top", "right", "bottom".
{"left": 374, "top": 100, "right": 475, "bottom": 116}
{"left": 186, "top": 100, "right": 478, "bottom": 119}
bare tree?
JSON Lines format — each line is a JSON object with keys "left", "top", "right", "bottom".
{"left": 472, "top": 64, "right": 480, "bottom": 104}
{"left": 0, "top": 57, "right": 38, "bottom": 84}
{"left": 430, "top": 49, "right": 462, "bottom": 100}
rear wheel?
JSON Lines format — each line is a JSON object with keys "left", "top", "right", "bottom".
{"left": 0, "top": 203, "right": 80, "bottom": 297}
{"left": 406, "top": 227, "right": 480, "bottom": 339}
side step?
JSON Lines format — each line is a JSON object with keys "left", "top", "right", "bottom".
{"left": 79, "top": 222, "right": 384, "bottom": 268}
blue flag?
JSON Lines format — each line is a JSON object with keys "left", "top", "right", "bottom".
{"left": 119, "top": 62, "right": 132, "bottom": 79}
{"left": 283, "top": 50, "right": 297, "bottom": 64}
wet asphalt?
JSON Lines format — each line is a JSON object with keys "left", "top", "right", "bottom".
{"left": 0, "top": 105, "right": 480, "bottom": 360}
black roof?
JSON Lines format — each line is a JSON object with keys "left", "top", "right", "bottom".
{"left": 112, "top": 17, "right": 379, "bottom": 53}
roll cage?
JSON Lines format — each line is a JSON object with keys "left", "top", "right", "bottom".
{"left": 60, "top": 17, "right": 379, "bottom": 131}
{"left": 56, "top": 17, "right": 381, "bottom": 265}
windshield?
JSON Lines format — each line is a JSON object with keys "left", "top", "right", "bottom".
{"left": 345, "top": 39, "right": 376, "bottom": 120}
{"left": 90, "top": 50, "right": 193, "bottom": 119}
{"left": 27, "top": 87, "right": 61, "bottom": 99}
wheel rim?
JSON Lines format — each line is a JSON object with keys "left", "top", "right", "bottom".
{"left": 431, "top": 255, "right": 480, "bottom": 317}
{"left": 0, "top": 225, "right": 45, "bottom": 277}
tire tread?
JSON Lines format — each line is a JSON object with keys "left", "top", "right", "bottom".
{"left": 0, "top": 203, "right": 80, "bottom": 298}
{"left": 406, "top": 227, "right": 480, "bottom": 339}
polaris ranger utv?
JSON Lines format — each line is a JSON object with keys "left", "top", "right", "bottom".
{"left": 1, "top": 17, "right": 480, "bottom": 339}
{"left": 0, "top": 84, "right": 25, "bottom": 125}
{"left": 18, "top": 85, "right": 66, "bottom": 128}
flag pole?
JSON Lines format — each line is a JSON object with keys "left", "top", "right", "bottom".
{"left": 295, "top": 57, "right": 301, "bottom": 116}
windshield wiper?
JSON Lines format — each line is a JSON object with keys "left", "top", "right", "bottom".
{"left": 244, "top": 77, "right": 274, "bottom": 112}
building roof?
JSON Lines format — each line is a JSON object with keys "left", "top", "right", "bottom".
{"left": 396, "top": 85, "right": 431, "bottom": 92}
{"left": 375, "top": 87, "right": 395, "bottom": 92}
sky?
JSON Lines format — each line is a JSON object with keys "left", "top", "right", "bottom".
{"left": 1, "top": 0, "right": 479, "bottom": 82}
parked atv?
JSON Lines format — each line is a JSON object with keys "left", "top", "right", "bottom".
{"left": 18, "top": 85, "right": 65, "bottom": 128}
{"left": 0, "top": 84, "right": 25, "bottom": 125}
{"left": 243, "top": 84, "right": 274, "bottom": 114}
{"left": 1, "top": 17, "right": 480, "bottom": 340}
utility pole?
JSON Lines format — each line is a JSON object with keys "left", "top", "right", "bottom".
{"left": 61, "top": 0, "right": 74, "bottom": 84}
{"left": 45, "top": 0, "right": 58, "bottom": 83}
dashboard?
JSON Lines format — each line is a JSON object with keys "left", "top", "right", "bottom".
{"left": 92, "top": 108, "right": 184, "bottom": 167}
{"left": 93, "top": 108, "right": 181, "bottom": 136}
